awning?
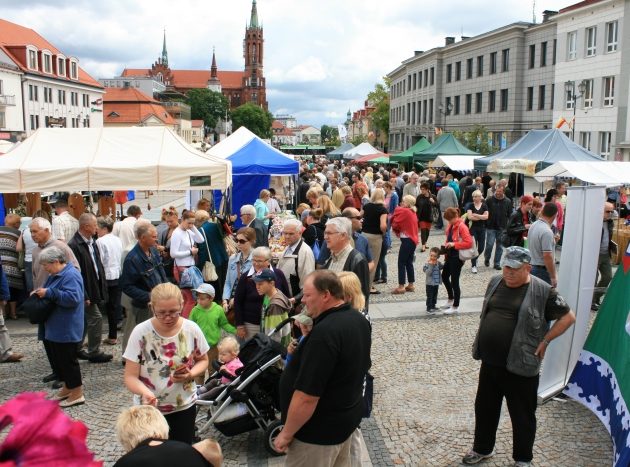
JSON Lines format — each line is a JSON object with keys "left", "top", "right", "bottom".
{"left": 431, "top": 155, "right": 484, "bottom": 171}
{"left": 488, "top": 158, "right": 539, "bottom": 176}
{"left": 534, "top": 161, "right": 630, "bottom": 186}
{"left": 354, "top": 153, "right": 389, "bottom": 164}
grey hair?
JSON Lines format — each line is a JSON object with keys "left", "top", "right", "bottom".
{"left": 326, "top": 217, "right": 352, "bottom": 238}
{"left": 97, "top": 216, "right": 114, "bottom": 232}
{"left": 134, "top": 219, "right": 155, "bottom": 239}
{"left": 240, "top": 204, "right": 256, "bottom": 216}
{"left": 252, "top": 246, "right": 271, "bottom": 260}
{"left": 30, "top": 217, "right": 52, "bottom": 231}
{"left": 78, "top": 212, "right": 96, "bottom": 226}
{"left": 39, "top": 245, "right": 67, "bottom": 264}
{"left": 283, "top": 218, "right": 302, "bottom": 231}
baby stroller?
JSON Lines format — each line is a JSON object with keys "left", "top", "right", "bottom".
{"left": 195, "top": 318, "right": 291, "bottom": 456}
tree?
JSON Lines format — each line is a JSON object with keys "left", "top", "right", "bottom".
{"left": 367, "top": 78, "right": 390, "bottom": 143}
{"left": 320, "top": 125, "right": 339, "bottom": 144}
{"left": 453, "top": 125, "right": 492, "bottom": 155}
{"left": 185, "top": 89, "right": 229, "bottom": 130}
{"left": 231, "top": 103, "right": 273, "bottom": 139}
{"left": 351, "top": 135, "right": 368, "bottom": 146}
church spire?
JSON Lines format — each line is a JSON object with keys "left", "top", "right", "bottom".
{"left": 249, "top": 0, "right": 259, "bottom": 29}
{"left": 161, "top": 29, "right": 168, "bottom": 66}
{"left": 211, "top": 47, "right": 217, "bottom": 79}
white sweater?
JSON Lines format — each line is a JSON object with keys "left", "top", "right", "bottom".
{"left": 169, "top": 226, "right": 204, "bottom": 267}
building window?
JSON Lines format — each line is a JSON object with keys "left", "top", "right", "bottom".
{"left": 583, "top": 79, "right": 594, "bottom": 108}
{"left": 606, "top": 21, "right": 618, "bottom": 52}
{"left": 43, "top": 53, "right": 52, "bottom": 73}
{"left": 0, "top": 79, "right": 3, "bottom": 95}
{"left": 538, "top": 85, "right": 546, "bottom": 110}
{"left": 567, "top": 31, "right": 577, "bottom": 60}
{"left": 477, "top": 56, "right": 483, "bottom": 76}
{"left": 586, "top": 27, "right": 597, "bottom": 57}
{"left": 84, "top": 117, "right": 90, "bottom": 128}
{"left": 455, "top": 62, "right": 461, "bottom": 81}
{"left": 28, "top": 49, "right": 38, "bottom": 70}
{"left": 604, "top": 76, "right": 615, "bottom": 106}
{"left": 465, "top": 94, "right": 472, "bottom": 114}
{"left": 552, "top": 39, "right": 557, "bottom": 64}
{"left": 500, "top": 89, "right": 508, "bottom": 111}
{"left": 528, "top": 44, "right": 535, "bottom": 69}
{"left": 599, "top": 132, "right": 611, "bottom": 158}
{"left": 579, "top": 132, "right": 591, "bottom": 151}
{"left": 58, "top": 89, "right": 66, "bottom": 105}
{"left": 446, "top": 64, "right": 452, "bottom": 83}
{"left": 70, "top": 61, "right": 78, "bottom": 80}
{"left": 490, "top": 52, "right": 497, "bottom": 74}
{"left": 0, "top": 111, "right": 5, "bottom": 128}
{"left": 501, "top": 49, "right": 509, "bottom": 72}
{"left": 28, "top": 84, "right": 38, "bottom": 101}
{"left": 526, "top": 87, "right": 534, "bottom": 111}
{"left": 565, "top": 88, "right": 574, "bottom": 110}
{"left": 82, "top": 94, "right": 90, "bottom": 107}
{"left": 30, "top": 115, "right": 39, "bottom": 130}
{"left": 488, "top": 90, "right": 496, "bottom": 112}
{"left": 540, "top": 42, "right": 547, "bottom": 67}
{"left": 429, "top": 99, "right": 433, "bottom": 124}
{"left": 43, "top": 86, "right": 52, "bottom": 103}
{"left": 407, "top": 75, "right": 411, "bottom": 92}
{"left": 551, "top": 84, "right": 555, "bottom": 110}
{"left": 423, "top": 99, "right": 427, "bottom": 124}
{"left": 466, "top": 58, "right": 473, "bottom": 79}
{"left": 413, "top": 73, "right": 417, "bottom": 90}
{"left": 57, "top": 57, "right": 66, "bottom": 76}
{"left": 71, "top": 92, "right": 78, "bottom": 106}
{"left": 429, "top": 67, "right": 434, "bottom": 86}
{"left": 475, "top": 92, "right": 482, "bottom": 113}
{"left": 454, "top": 95, "right": 460, "bottom": 115}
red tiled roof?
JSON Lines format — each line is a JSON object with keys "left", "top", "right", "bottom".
{"left": 104, "top": 102, "right": 176, "bottom": 125}
{"left": 272, "top": 120, "right": 285, "bottom": 129}
{"left": 121, "top": 68, "right": 246, "bottom": 89}
{"left": 559, "top": 0, "right": 605, "bottom": 13}
{"left": 0, "top": 18, "right": 103, "bottom": 89}
{"left": 277, "top": 128, "right": 295, "bottom": 136}
{"left": 103, "top": 87, "right": 158, "bottom": 103}
{"left": 191, "top": 119, "right": 204, "bottom": 127}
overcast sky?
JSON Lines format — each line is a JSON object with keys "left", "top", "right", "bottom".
{"left": 3, "top": 0, "right": 571, "bottom": 127}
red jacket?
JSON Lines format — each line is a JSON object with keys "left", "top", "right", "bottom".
{"left": 391, "top": 206, "right": 419, "bottom": 245}
{"left": 445, "top": 218, "right": 473, "bottom": 250}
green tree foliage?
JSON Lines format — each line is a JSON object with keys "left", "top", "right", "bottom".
{"left": 185, "top": 89, "right": 229, "bottom": 130}
{"left": 367, "top": 78, "right": 390, "bottom": 140}
{"left": 453, "top": 125, "right": 492, "bottom": 155}
{"left": 320, "top": 125, "right": 339, "bottom": 144}
{"left": 231, "top": 103, "right": 273, "bottom": 139}
{"left": 351, "top": 135, "right": 368, "bottom": 146}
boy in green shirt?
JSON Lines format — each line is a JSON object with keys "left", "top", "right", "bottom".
{"left": 190, "top": 284, "right": 236, "bottom": 384}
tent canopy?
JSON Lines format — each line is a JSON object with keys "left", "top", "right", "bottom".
{"left": 227, "top": 137, "right": 299, "bottom": 176}
{"left": 474, "top": 129, "right": 603, "bottom": 172}
{"left": 327, "top": 142, "right": 354, "bottom": 160}
{"left": 534, "top": 161, "right": 630, "bottom": 186}
{"left": 390, "top": 137, "right": 431, "bottom": 164}
{"left": 414, "top": 133, "right": 478, "bottom": 164}
{"left": 354, "top": 153, "right": 390, "bottom": 164}
{"left": 343, "top": 142, "right": 382, "bottom": 160}
{"left": 0, "top": 127, "right": 232, "bottom": 192}
{"left": 432, "top": 155, "right": 484, "bottom": 171}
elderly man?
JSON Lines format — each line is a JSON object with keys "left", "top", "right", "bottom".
{"left": 31, "top": 217, "right": 80, "bottom": 383}
{"left": 113, "top": 205, "right": 143, "bottom": 251}
{"left": 51, "top": 197, "right": 79, "bottom": 242}
{"left": 120, "top": 221, "right": 168, "bottom": 352}
{"left": 527, "top": 203, "right": 559, "bottom": 287}
{"left": 592, "top": 202, "right": 616, "bottom": 311}
{"left": 275, "top": 270, "right": 371, "bottom": 465}
{"left": 402, "top": 172, "right": 420, "bottom": 198}
{"left": 240, "top": 204, "right": 268, "bottom": 247}
{"left": 321, "top": 217, "right": 370, "bottom": 306}
{"left": 277, "top": 219, "right": 315, "bottom": 300}
{"left": 463, "top": 247, "right": 575, "bottom": 467}
{"left": 68, "top": 213, "right": 111, "bottom": 363}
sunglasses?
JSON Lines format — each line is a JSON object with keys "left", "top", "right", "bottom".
{"left": 605, "top": 210, "right": 614, "bottom": 213}
{"left": 236, "top": 238, "right": 249, "bottom": 244}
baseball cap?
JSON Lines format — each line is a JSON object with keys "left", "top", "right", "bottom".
{"left": 293, "top": 312, "right": 313, "bottom": 327}
{"left": 252, "top": 268, "right": 276, "bottom": 282}
{"left": 500, "top": 246, "right": 532, "bottom": 269}
{"left": 193, "top": 283, "right": 215, "bottom": 296}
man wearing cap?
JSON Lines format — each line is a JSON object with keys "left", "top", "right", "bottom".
{"left": 51, "top": 197, "right": 79, "bottom": 243}
{"left": 527, "top": 203, "right": 559, "bottom": 287}
{"left": 462, "top": 246, "right": 575, "bottom": 467}
{"left": 252, "top": 268, "right": 291, "bottom": 345}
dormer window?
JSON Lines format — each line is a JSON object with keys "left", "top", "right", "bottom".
{"left": 108, "top": 111, "right": 120, "bottom": 118}
{"left": 57, "top": 55, "right": 66, "bottom": 77}
{"left": 27, "top": 46, "right": 38, "bottom": 70}
{"left": 69, "top": 59, "right": 78, "bottom": 80}
{"left": 42, "top": 50, "right": 53, "bottom": 74}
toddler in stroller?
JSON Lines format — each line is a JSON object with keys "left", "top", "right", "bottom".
{"left": 197, "top": 336, "right": 243, "bottom": 400}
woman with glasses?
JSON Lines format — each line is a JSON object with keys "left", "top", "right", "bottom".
{"left": 233, "top": 246, "right": 290, "bottom": 341}
{"left": 123, "top": 282, "right": 209, "bottom": 444}
{"left": 222, "top": 227, "right": 256, "bottom": 313}
{"left": 170, "top": 211, "right": 204, "bottom": 318}
{"left": 157, "top": 207, "right": 179, "bottom": 284}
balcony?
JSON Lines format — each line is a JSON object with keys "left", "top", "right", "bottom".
{"left": 0, "top": 95, "right": 16, "bottom": 106}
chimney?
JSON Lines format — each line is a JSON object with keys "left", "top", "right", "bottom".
{"left": 461, "top": 36, "right": 470, "bottom": 41}
{"left": 542, "top": 10, "right": 558, "bottom": 22}
{"left": 414, "top": 50, "right": 424, "bottom": 56}
{"left": 445, "top": 37, "right": 455, "bottom": 46}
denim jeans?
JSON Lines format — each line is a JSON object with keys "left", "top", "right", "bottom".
{"left": 374, "top": 243, "right": 388, "bottom": 281}
{"left": 530, "top": 265, "right": 551, "bottom": 285}
{"left": 470, "top": 228, "right": 486, "bottom": 267}
{"left": 426, "top": 285, "right": 439, "bottom": 310}
{"left": 484, "top": 229, "right": 504, "bottom": 267}
{"left": 398, "top": 238, "right": 416, "bottom": 285}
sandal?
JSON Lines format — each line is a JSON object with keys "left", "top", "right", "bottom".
{"left": 392, "top": 287, "right": 406, "bottom": 294}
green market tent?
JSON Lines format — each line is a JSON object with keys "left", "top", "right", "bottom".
{"left": 390, "top": 137, "right": 431, "bottom": 164}
{"left": 413, "top": 133, "right": 479, "bottom": 164}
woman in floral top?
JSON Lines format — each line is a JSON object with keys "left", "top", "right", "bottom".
{"left": 123, "top": 282, "right": 209, "bottom": 444}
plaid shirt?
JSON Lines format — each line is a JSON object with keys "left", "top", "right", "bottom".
{"left": 52, "top": 211, "right": 79, "bottom": 242}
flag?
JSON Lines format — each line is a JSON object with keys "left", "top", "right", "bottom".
{"left": 434, "top": 127, "right": 443, "bottom": 136}
{"left": 338, "top": 124, "right": 347, "bottom": 139}
{"left": 565, "top": 241, "right": 630, "bottom": 466}
{"left": 555, "top": 117, "right": 567, "bottom": 129}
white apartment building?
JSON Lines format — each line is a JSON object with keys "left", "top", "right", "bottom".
{"left": 0, "top": 61, "right": 24, "bottom": 140}
{"left": 99, "top": 76, "right": 166, "bottom": 100}
{"left": 553, "top": 0, "right": 630, "bottom": 161}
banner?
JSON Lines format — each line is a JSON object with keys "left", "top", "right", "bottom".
{"left": 338, "top": 124, "right": 347, "bottom": 139}
{"left": 537, "top": 186, "right": 605, "bottom": 400}
{"left": 565, "top": 242, "right": 630, "bottom": 466}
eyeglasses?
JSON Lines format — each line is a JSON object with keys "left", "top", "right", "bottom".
{"left": 154, "top": 310, "right": 181, "bottom": 319}
{"left": 236, "top": 238, "right": 249, "bottom": 244}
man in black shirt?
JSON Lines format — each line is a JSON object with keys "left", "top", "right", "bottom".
{"left": 275, "top": 270, "right": 371, "bottom": 465}
{"left": 463, "top": 247, "right": 575, "bottom": 466}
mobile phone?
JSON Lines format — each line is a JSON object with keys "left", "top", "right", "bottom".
{"left": 174, "top": 365, "right": 188, "bottom": 374}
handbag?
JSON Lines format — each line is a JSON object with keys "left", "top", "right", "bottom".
{"left": 19, "top": 294, "right": 56, "bottom": 324}
{"left": 456, "top": 224, "right": 478, "bottom": 261}
{"left": 179, "top": 265, "right": 204, "bottom": 290}
{"left": 200, "top": 228, "right": 218, "bottom": 282}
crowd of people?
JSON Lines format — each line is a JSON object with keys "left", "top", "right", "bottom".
{"left": 0, "top": 156, "right": 626, "bottom": 466}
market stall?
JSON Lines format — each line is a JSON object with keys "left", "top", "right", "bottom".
{"left": 389, "top": 137, "right": 431, "bottom": 166}
{"left": 432, "top": 155, "right": 484, "bottom": 171}
{"left": 326, "top": 142, "right": 354, "bottom": 160}
{"left": 342, "top": 142, "right": 383, "bottom": 161}
{"left": 414, "top": 133, "right": 479, "bottom": 165}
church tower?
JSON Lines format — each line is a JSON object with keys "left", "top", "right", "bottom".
{"left": 207, "top": 48, "right": 221, "bottom": 93}
{"left": 161, "top": 29, "right": 168, "bottom": 66}
{"left": 242, "top": 0, "right": 267, "bottom": 109}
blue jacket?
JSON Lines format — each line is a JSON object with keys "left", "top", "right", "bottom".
{"left": 223, "top": 251, "right": 253, "bottom": 300}
{"left": 120, "top": 244, "right": 168, "bottom": 308}
{"left": 423, "top": 262, "right": 443, "bottom": 286}
{"left": 44, "top": 264, "right": 84, "bottom": 343}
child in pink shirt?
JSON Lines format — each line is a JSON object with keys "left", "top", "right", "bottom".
{"left": 197, "top": 336, "right": 244, "bottom": 398}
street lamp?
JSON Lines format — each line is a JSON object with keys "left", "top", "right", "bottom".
{"left": 564, "top": 79, "right": 587, "bottom": 141}
{"left": 438, "top": 101, "right": 453, "bottom": 132}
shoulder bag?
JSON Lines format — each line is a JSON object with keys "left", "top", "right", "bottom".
{"left": 456, "top": 224, "right": 478, "bottom": 261}
{"left": 19, "top": 294, "right": 56, "bottom": 324}
{"left": 200, "top": 227, "right": 218, "bottom": 282}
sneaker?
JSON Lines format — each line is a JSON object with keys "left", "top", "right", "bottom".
{"left": 494, "top": 265, "right": 501, "bottom": 270}
{"left": 471, "top": 266, "right": 478, "bottom": 274}
{"left": 462, "top": 449, "right": 495, "bottom": 464}
{"left": 514, "top": 462, "right": 531, "bottom": 467}
{"left": 443, "top": 307, "right": 459, "bottom": 315}
{"left": 427, "top": 308, "right": 440, "bottom": 314}
{"left": 484, "top": 259, "right": 490, "bottom": 267}
{"left": 440, "top": 301, "right": 454, "bottom": 310}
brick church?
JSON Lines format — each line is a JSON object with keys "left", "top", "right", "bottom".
{"left": 121, "top": 0, "right": 267, "bottom": 110}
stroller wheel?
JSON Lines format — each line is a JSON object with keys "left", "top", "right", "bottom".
{"left": 264, "top": 419, "right": 286, "bottom": 457}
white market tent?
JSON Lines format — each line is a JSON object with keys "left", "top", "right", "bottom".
{"left": 0, "top": 127, "right": 232, "bottom": 192}
{"left": 209, "top": 126, "right": 295, "bottom": 161}
{"left": 343, "top": 142, "right": 382, "bottom": 160}
{"left": 534, "top": 161, "right": 630, "bottom": 186}
{"left": 432, "top": 155, "right": 484, "bottom": 171}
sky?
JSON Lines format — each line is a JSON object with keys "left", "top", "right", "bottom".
{"left": 2, "top": 0, "right": 572, "bottom": 127}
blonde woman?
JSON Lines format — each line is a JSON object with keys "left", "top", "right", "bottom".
{"left": 123, "top": 282, "right": 209, "bottom": 444}
{"left": 337, "top": 271, "right": 366, "bottom": 313}
{"left": 317, "top": 194, "right": 341, "bottom": 221}
{"left": 361, "top": 188, "right": 387, "bottom": 289}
